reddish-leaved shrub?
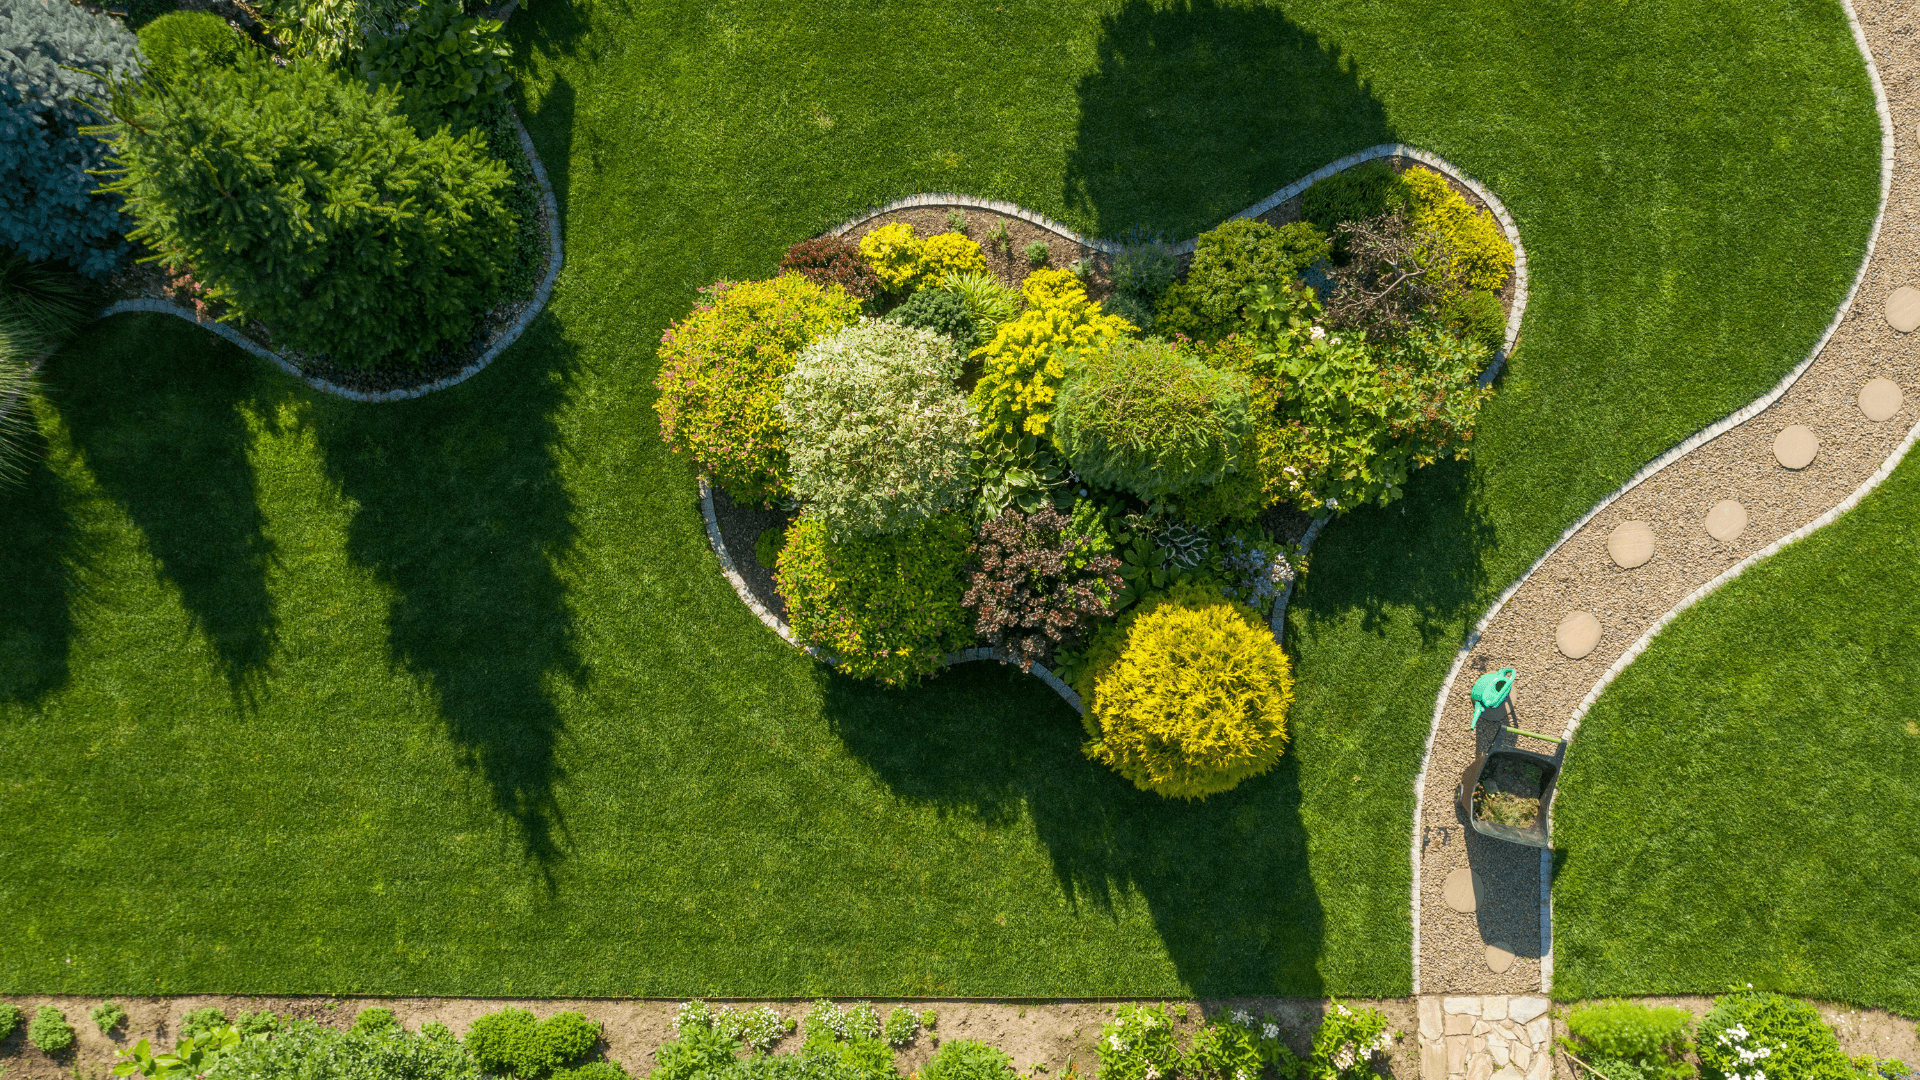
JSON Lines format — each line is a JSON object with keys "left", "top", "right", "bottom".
{"left": 780, "top": 235, "right": 880, "bottom": 301}
{"left": 963, "top": 504, "right": 1124, "bottom": 672}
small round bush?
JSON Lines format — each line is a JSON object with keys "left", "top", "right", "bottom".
{"left": 776, "top": 512, "right": 975, "bottom": 686}
{"left": 922, "top": 1040, "right": 1015, "bottom": 1080}
{"left": 1440, "top": 288, "right": 1505, "bottom": 350}
{"left": 535, "top": 1013, "right": 600, "bottom": 1074}
{"left": 920, "top": 232, "right": 988, "bottom": 282}
{"left": 1101, "top": 291, "right": 1154, "bottom": 333}
{"left": 780, "top": 322, "right": 976, "bottom": 539}
{"left": 467, "top": 1007, "right": 540, "bottom": 1076}
{"left": 1075, "top": 582, "right": 1293, "bottom": 799}
{"left": 180, "top": 1006, "right": 230, "bottom": 1041}
{"left": 1402, "top": 167, "right": 1514, "bottom": 293}
{"left": 0, "top": 1002, "right": 19, "bottom": 1041}
{"left": 858, "top": 222, "right": 923, "bottom": 294}
{"left": 1053, "top": 339, "right": 1251, "bottom": 500}
{"left": 1154, "top": 219, "right": 1329, "bottom": 341}
{"left": 553, "top": 1064, "right": 629, "bottom": 1080}
{"left": 964, "top": 502, "right": 1123, "bottom": 671}
{"left": 90, "top": 999, "right": 127, "bottom": 1035}
{"left": 1700, "top": 993, "right": 1863, "bottom": 1080}
{"left": 884, "top": 287, "right": 977, "bottom": 348}
{"left": 781, "top": 236, "right": 880, "bottom": 301}
{"left": 136, "top": 11, "right": 245, "bottom": 85}
{"left": 354, "top": 1007, "right": 401, "bottom": 1035}
{"left": 28, "top": 1006, "right": 75, "bottom": 1054}
{"left": 654, "top": 275, "right": 864, "bottom": 506}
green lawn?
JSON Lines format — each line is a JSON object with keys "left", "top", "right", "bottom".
{"left": 1553, "top": 453, "right": 1920, "bottom": 1015}
{"left": 0, "top": 0, "right": 1881, "bottom": 996}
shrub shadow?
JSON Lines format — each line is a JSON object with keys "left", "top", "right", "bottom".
{"left": 46, "top": 314, "right": 279, "bottom": 697}
{"left": 824, "top": 662, "right": 1326, "bottom": 995}
{"left": 311, "top": 312, "right": 585, "bottom": 877}
{"left": 1065, "top": 0, "right": 1395, "bottom": 239}
{"left": 0, "top": 426, "right": 81, "bottom": 704}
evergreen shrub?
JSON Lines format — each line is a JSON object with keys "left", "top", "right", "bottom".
{"left": 1100, "top": 291, "right": 1154, "bottom": 333}
{"left": 884, "top": 287, "right": 977, "bottom": 348}
{"left": 858, "top": 223, "right": 923, "bottom": 294}
{"left": 465, "top": 1008, "right": 600, "bottom": 1080}
{"left": 970, "top": 268, "right": 1131, "bottom": 442}
{"left": 1402, "top": 168, "right": 1513, "bottom": 293}
{"left": 1110, "top": 242, "right": 1179, "bottom": 301}
{"left": 1154, "top": 219, "right": 1328, "bottom": 342}
{"left": 1052, "top": 339, "right": 1251, "bottom": 500}
{"left": 963, "top": 502, "right": 1123, "bottom": 671}
{"left": 28, "top": 1006, "right": 75, "bottom": 1054}
{"left": 654, "top": 275, "right": 863, "bottom": 505}
{"left": 921, "top": 1041, "right": 1014, "bottom": 1080}
{"left": 781, "top": 236, "right": 880, "bottom": 301}
{"left": 919, "top": 232, "right": 988, "bottom": 282}
{"left": 1075, "top": 582, "right": 1293, "bottom": 799}
{"left": 357, "top": 0, "right": 510, "bottom": 134}
{"left": 775, "top": 512, "right": 975, "bottom": 687}
{"left": 1301, "top": 160, "right": 1407, "bottom": 258}
{"left": 0, "top": 0, "right": 140, "bottom": 275}
{"left": 780, "top": 322, "right": 975, "bottom": 539}
{"left": 136, "top": 12, "right": 245, "bottom": 85}
{"left": 96, "top": 57, "right": 517, "bottom": 370}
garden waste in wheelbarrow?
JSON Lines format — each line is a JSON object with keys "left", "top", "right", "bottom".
{"left": 1456, "top": 748, "right": 1559, "bottom": 848}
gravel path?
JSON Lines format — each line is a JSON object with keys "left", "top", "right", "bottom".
{"left": 1411, "top": 0, "right": 1910, "bottom": 995}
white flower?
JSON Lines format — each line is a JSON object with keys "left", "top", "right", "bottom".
{"left": 1233, "top": 1010, "right": 1252, "bottom": 1025}
{"left": 1145, "top": 1067, "right": 1160, "bottom": 1080}
{"left": 1310, "top": 326, "right": 1326, "bottom": 341}
{"left": 1109, "top": 1036, "right": 1127, "bottom": 1053}
{"left": 1263, "top": 1024, "right": 1280, "bottom": 1040}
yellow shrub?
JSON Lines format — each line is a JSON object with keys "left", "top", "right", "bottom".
{"left": 969, "top": 269, "right": 1133, "bottom": 441}
{"left": 859, "top": 222, "right": 925, "bottom": 293}
{"left": 1075, "top": 583, "right": 1293, "bottom": 800}
{"left": 920, "top": 231, "right": 988, "bottom": 281}
{"left": 1403, "top": 168, "right": 1514, "bottom": 294}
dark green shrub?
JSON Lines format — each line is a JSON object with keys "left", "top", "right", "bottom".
{"left": 1439, "top": 288, "right": 1505, "bottom": 350}
{"left": 91, "top": 999, "right": 127, "bottom": 1034}
{"left": 1562, "top": 1002, "right": 1695, "bottom": 1080}
{"left": 1053, "top": 339, "right": 1251, "bottom": 500}
{"left": 963, "top": 502, "right": 1123, "bottom": 672}
{"left": 355, "top": 1008, "right": 402, "bottom": 1035}
{"left": 0, "top": 1002, "right": 20, "bottom": 1041}
{"left": 652, "top": 1026, "right": 740, "bottom": 1080}
{"left": 135, "top": 11, "right": 245, "bottom": 85}
{"left": 209, "top": 1018, "right": 477, "bottom": 1080}
{"left": 96, "top": 56, "right": 516, "bottom": 370}
{"left": 921, "top": 1040, "right": 1014, "bottom": 1080}
{"left": 0, "top": 253, "right": 87, "bottom": 357}
{"left": 754, "top": 526, "right": 785, "bottom": 570}
{"left": 884, "top": 287, "right": 977, "bottom": 348}
{"left": 1301, "top": 160, "right": 1409, "bottom": 258}
{"left": 0, "top": 0, "right": 139, "bottom": 276}
{"left": 467, "top": 1008, "right": 600, "bottom": 1080}
{"left": 28, "top": 1006, "right": 75, "bottom": 1054}
{"left": 358, "top": 0, "right": 510, "bottom": 134}
{"left": 1699, "top": 993, "right": 1870, "bottom": 1080}
{"left": 1101, "top": 291, "right": 1155, "bottom": 333}
{"left": 181, "top": 1007, "right": 231, "bottom": 1041}
{"left": 1155, "top": 219, "right": 1329, "bottom": 341}
{"left": 1110, "top": 242, "right": 1179, "bottom": 301}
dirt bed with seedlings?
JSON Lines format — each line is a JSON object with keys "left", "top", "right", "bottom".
{"left": 837, "top": 206, "right": 1116, "bottom": 301}
{"left": 0, "top": 996, "right": 1418, "bottom": 1080}
{"left": 1416, "top": 0, "right": 1920, "bottom": 994}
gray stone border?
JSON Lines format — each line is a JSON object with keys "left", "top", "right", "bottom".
{"left": 1406, "top": 0, "right": 1894, "bottom": 995}
{"left": 95, "top": 106, "right": 564, "bottom": 403}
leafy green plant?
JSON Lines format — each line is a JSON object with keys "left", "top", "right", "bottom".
{"left": 0, "top": 0, "right": 140, "bottom": 276}
{"left": 964, "top": 502, "right": 1123, "bottom": 671}
{"left": 206, "top": 1019, "right": 475, "bottom": 1080}
{"left": 1077, "top": 583, "right": 1293, "bottom": 800}
{"left": 0, "top": 1002, "right": 18, "bottom": 1041}
{"left": 880, "top": 1008, "right": 921, "bottom": 1049}
{"left": 556, "top": 1064, "right": 631, "bottom": 1080}
{"left": 1024, "top": 241, "right": 1051, "bottom": 268}
{"left": 1699, "top": 993, "right": 1875, "bottom": 1080}
{"left": 938, "top": 270, "right": 1020, "bottom": 344}
{"left": 1307, "top": 1003, "right": 1393, "bottom": 1080}
{"left": 180, "top": 1008, "right": 231, "bottom": 1042}
{"left": 354, "top": 1007, "right": 402, "bottom": 1035}
{"left": 652, "top": 1024, "right": 741, "bottom": 1080}
{"left": 136, "top": 12, "right": 247, "bottom": 86}
{"left": 798, "top": 1003, "right": 896, "bottom": 1080}
{"left": 1439, "top": 289, "right": 1505, "bottom": 351}
{"left": 970, "top": 432, "right": 1074, "bottom": 520}
{"left": 1094, "top": 1005, "right": 1181, "bottom": 1080}
{"left": 91, "top": 1000, "right": 128, "bottom": 1035}
{"left": 754, "top": 527, "right": 786, "bottom": 571}
{"left": 922, "top": 1040, "right": 1014, "bottom": 1080}
{"left": 254, "top": 0, "right": 408, "bottom": 62}
{"left": 1301, "top": 161, "right": 1408, "bottom": 259}
{"left": 1154, "top": 219, "right": 1329, "bottom": 341}
{"left": 775, "top": 512, "right": 976, "bottom": 686}
{"left": 28, "top": 1006, "right": 74, "bottom": 1054}
{"left": 986, "top": 220, "right": 1012, "bottom": 255}
{"left": 358, "top": 0, "right": 511, "bottom": 134}
{"left": 885, "top": 287, "right": 978, "bottom": 349}
{"left": 676, "top": 1001, "right": 793, "bottom": 1055}
{"left": 654, "top": 275, "right": 863, "bottom": 505}
{"left": 466, "top": 1008, "right": 601, "bottom": 1080}
{"left": 95, "top": 55, "right": 517, "bottom": 371}
{"left": 945, "top": 209, "right": 970, "bottom": 235}
{"left": 1183, "top": 1012, "right": 1302, "bottom": 1080}
{"left": 117, "top": 1025, "right": 251, "bottom": 1080}
{"left": 971, "top": 268, "right": 1132, "bottom": 442}
{"left": 1111, "top": 242, "right": 1179, "bottom": 301}
{"left": 1560, "top": 1002, "right": 1695, "bottom": 1080}
{"left": 779, "top": 322, "right": 976, "bottom": 539}
{"left": 1053, "top": 338, "right": 1252, "bottom": 500}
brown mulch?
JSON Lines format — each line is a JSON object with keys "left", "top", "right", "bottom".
{"left": 839, "top": 206, "right": 1116, "bottom": 301}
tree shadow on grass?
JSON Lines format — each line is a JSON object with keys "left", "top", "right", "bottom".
{"left": 0, "top": 428, "right": 81, "bottom": 705}
{"left": 46, "top": 315, "right": 278, "bottom": 698}
{"left": 825, "top": 663, "right": 1325, "bottom": 996}
{"left": 311, "top": 313, "right": 585, "bottom": 879}
{"left": 1065, "top": 0, "right": 1395, "bottom": 240}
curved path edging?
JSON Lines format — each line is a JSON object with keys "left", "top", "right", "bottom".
{"left": 96, "top": 106, "right": 564, "bottom": 403}
{"left": 1408, "top": 0, "right": 1895, "bottom": 996}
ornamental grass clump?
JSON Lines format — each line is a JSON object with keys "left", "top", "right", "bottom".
{"left": 781, "top": 236, "right": 880, "bottom": 301}
{"left": 94, "top": 56, "right": 517, "bottom": 370}
{"left": 1053, "top": 339, "right": 1252, "bottom": 501}
{"left": 780, "top": 322, "right": 976, "bottom": 539}
{"left": 654, "top": 275, "right": 863, "bottom": 505}
{"left": 970, "top": 268, "right": 1132, "bottom": 441}
{"left": 776, "top": 513, "right": 974, "bottom": 686}
{"left": 963, "top": 502, "right": 1123, "bottom": 672}
{"left": 1075, "top": 583, "right": 1293, "bottom": 799}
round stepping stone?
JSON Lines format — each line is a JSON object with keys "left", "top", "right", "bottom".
{"left": 1773, "top": 425, "right": 1819, "bottom": 470}
{"left": 1606, "top": 521, "right": 1655, "bottom": 569}
{"left": 1860, "top": 377, "right": 1903, "bottom": 422}
{"left": 1486, "top": 941, "right": 1517, "bottom": 974}
{"left": 1887, "top": 286, "right": 1920, "bottom": 333}
{"left": 1705, "top": 499, "right": 1748, "bottom": 542}
{"left": 1555, "top": 610, "right": 1600, "bottom": 659}
{"left": 1443, "top": 867, "right": 1483, "bottom": 913}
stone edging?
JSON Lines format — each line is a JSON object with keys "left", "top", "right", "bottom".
{"left": 95, "top": 106, "right": 564, "bottom": 403}
{"left": 1405, "top": 0, "right": 1895, "bottom": 996}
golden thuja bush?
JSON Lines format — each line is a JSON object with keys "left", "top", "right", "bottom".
{"left": 858, "top": 222, "right": 925, "bottom": 293}
{"left": 920, "top": 231, "right": 988, "bottom": 281}
{"left": 969, "top": 268, "right": 1133, "bottom": 442}
{"left": 1403, "top": 168, "right": 1514, "bottom": 293}
{"left": 1075, "top": 583, "right": 1293, "bottom": 800}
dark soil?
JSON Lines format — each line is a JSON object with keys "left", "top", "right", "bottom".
{"left": 711, "top": 485, "right": 795, "bottom": 622}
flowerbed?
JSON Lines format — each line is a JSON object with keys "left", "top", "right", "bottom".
{"left": 661, "top": 162, "right": 1512, "bottom": 799}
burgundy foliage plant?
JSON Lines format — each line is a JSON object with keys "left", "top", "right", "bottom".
{"left": 780, "top": 235, "right": 880, "bottom": 301}
{"left": 964, "top": 505, "right": 1124, "bottom": 672}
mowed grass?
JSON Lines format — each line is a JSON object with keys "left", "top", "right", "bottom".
{"left": 0, "top": 0, "right": 1881, "bottom": 996}
{"left": 1553, "top": 451, "right": 1920, "bottom": 1015}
